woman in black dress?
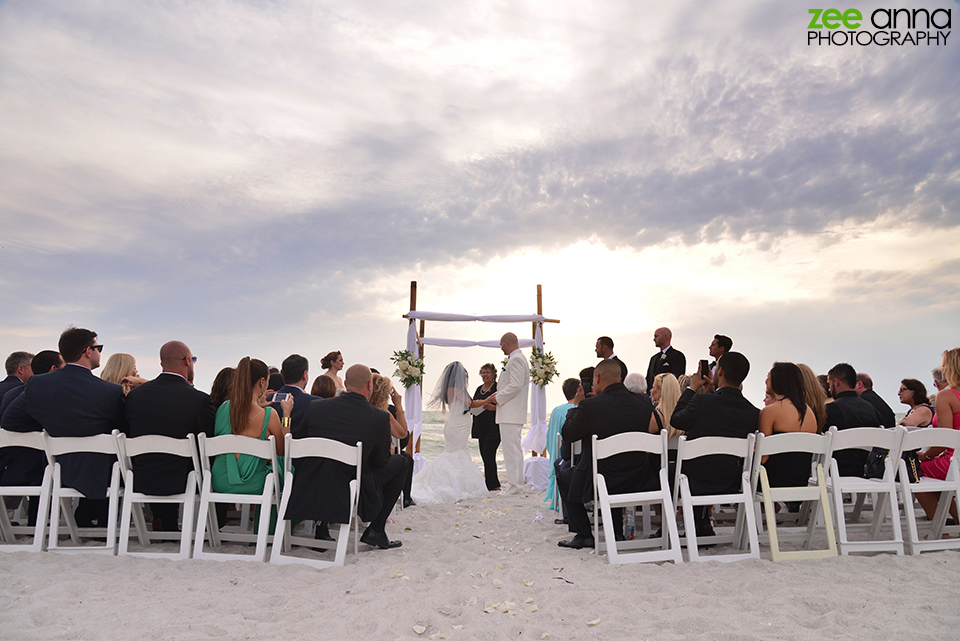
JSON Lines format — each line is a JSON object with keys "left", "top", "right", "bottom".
{"left": 470, "top": 363, "right": 501, "bottom": 491}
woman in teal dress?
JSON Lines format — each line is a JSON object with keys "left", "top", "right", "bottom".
{"left": 544, "top": 378, "right": 581, "bottom": 511}
{"left": 211, "top": 357, "right": 292, "bottom": 499}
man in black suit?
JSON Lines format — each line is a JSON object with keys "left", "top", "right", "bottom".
{"left": 646, "top": 327, "right": 686, "bottom": 392}
{"left": 557, "top": 359, "right": 659, "bottom": 549}
{"left": 0, "top": 350, "right": 64, "bottom": 525}
{"left": 0, "top": 351, "right": 34, "bottom": 400}
{"left": 670, "top": 351, "right": 760, "bottom": 536}
{"left": 270, "top": 354, "right": 318, "bottom": 438}
{"left": 855, "top": 372, "right": 897, "bottom": 429}
{"left": 595, "top": 336, "right": 628, "bottom": 381}
{"left": 284, "top": 364, "right": 410, "bottom": 550}
{"left": 1, "top": 327, "right": 127, "bottom": 527}
{"left": 125, "top": 341, "right": 215, "bottom": 531}
{"left": 826, "top": 363, "right": 883, "bottom": 477}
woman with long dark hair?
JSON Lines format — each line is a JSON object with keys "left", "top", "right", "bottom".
{"left": 758, "top": 362, "right": 817, "bottom": 488}
{"left": 210, "top": 357, "right": 293, "bottom": 499}
{"left": 897, "top": 378, "right": 934, "bottom": 427}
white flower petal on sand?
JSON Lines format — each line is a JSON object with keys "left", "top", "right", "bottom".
{"left": 523, "top": 580, "right": 535, "bottom": 587}
{"left": 439, "top": 607, "right": 450, "bottom": 615}
{"left": 452, "top": 625, "right": 464, "bottom": 630}
{"left": 402, "top": 576, "right": 411, "bottom": 582}
{"left": 492, "top": 579, "right": 503, "bottom": 588}
{"left": 419, "top": 578, "right": 427, "bottom": 584}
{"left": 526, "top": 606, "right": 539, "bottom": 613}
{"left": 390, "top": 569, "right": 404, "bottom": 578}
{"left": 471, "top": 585, "right": 479, "bottom": 590}
{"left": 483, "top": 602, "right": 498, "bottom": 613}
{"left": 480, "top": 571, "right": 488, "bottom": 578}
{"left": 541, "top": 633, "right": 550, "bottom": 639}
{"left": 587, "top": 619, "right": 601, "bottom": 627}
{"left": 413, "top": 625, "right": 427, "bottom": 635}
{"left": 495, "top": 562, "right": 504, "bottom": 570}
{"left": 464, "top": 597, "right": 477, "bottom": 606}
{"left": 525, "top": 598, "right": 534, "bottom": 604}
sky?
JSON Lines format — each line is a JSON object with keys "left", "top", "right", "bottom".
{"left": 1, "top": 0, "right": 958, "bottom": 414}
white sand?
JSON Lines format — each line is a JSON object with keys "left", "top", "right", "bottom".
{"left": 3, "top": 489, "right": 960, "bottom": 640}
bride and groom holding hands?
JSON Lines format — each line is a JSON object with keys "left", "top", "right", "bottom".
{"left": 411, "top": 332, "right": 530, "bottom": 503}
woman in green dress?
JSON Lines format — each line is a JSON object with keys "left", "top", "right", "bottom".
{"left": 211, "top": 357, "right": 292, "bottom": 496}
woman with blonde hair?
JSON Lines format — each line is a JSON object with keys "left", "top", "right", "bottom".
{"left": 798, "top": 364, "right": 828, "bottom": 433}
{"left": 915, "top": 348, "right": 960, "bottom": 522}
{"left": 651, "top": 373, "right": 682, "bottom": 438}
{"left": 371, "top": 373, "right": 413, "bottom": 505}
{"left": 101, "top": 353, "right": 145, "bottom": 394}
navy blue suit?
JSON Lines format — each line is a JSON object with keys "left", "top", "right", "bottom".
{"left": 0, "top": 375, "right": 24, "bottom": 405}
{"left": 0, "top": 383, "right": 24, "bottom": 419}
{"left": 270, "top": 384, "right": 317, "bottom": 439}
{"left": 1, "top": 364, "right": 127, "bottom": 498}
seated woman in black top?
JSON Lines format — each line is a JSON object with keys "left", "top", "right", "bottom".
{"left": 758, "top": 362, "right": 818, "bottom": 488}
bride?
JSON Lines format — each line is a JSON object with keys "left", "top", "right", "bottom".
{"left": 411, "top": 361, "right": 489, "bottom": 503}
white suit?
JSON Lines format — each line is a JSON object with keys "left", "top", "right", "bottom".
{"left": 496, "top": 348, "right": 529, "bottom": 492}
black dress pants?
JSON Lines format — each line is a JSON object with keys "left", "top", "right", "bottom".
{"left": 369, "top": 454, "right": 411, "bottom": 533}
{"left": 478, "top": 437, "right": 501, "bottom": 490}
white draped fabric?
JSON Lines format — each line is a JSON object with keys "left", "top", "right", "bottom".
{"left": 407, "top": 311, "right": 546, "bottom": 323}
{"left": 521, "top": 323, "right": 548, "bottom": 453}
{"left": 419, "top": 337, "right": 537, "bottom": 349}
{"left": 404, "top": 322, "right": 426, "bottom": 474}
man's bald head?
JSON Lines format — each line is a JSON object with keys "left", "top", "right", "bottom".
{"left": 500, "top": 332, "right": 519, "bottom": 355}
{"left": 344, "top": 364, "right": 373, "bottom": 397}
{"left": 160, "top": 341, "right": 194, "bottom": 382}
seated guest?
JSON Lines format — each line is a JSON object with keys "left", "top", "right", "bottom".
{"left": 758, "top": 363, "right": 817, "bottom": 488}
{"left": 916, "top": 349, "right": 960, "bottom": 521}
{"left": 0, "top": 351, "right": 34, "bottom": 399}
{"left": 623, "top": 372, "right": 646, "bottom": 395}
{"left": 856, "top": 372, "right": 897, "bottom": 428}
{"left": 557, "top": 360, "right": 660, "bottom": 549}
{"left": 825, "top": 363, "right": 882, "bottom": 477}
{"left": 267, "top": 371, "right": 285, "bottom": 394}
{"left": 320, "top": 351, "right": 346, "bottom": 393}
{"left": 798, "top": 364, "right": 828, "bottom": 433}
{"left": 897, "top": 379, "right": 934, "bottom": 427}
{"left": 651, "top": 373, "right": 682, "bottom": 438}
{"left": 552, "top": 367, "right": 593, "bottom": 526}
{"left": 101, "top": 353, "right": 147, "bottom": 395}
{"left": 544, "top": 378, "right": 579, "bottom": 512}
{"left": 671, "top": 352, "right": 760, "bottom": 536}
{"left": 817, "top": 374, "right": 833, "bottom": 403}
{"left": 210, "top": 357, "right": 292, "bottom": 528}
{"left": 311, "top": 374, "right": 337, "bottom": 398}
{"left": 370, "top": 374, "right": 413, "bottom": 506}
{"left": 0, "top": 350, "right": 64, "bottom": 525}
{"left": 125, "top": 341, "right": 215, "bottom": 531}
{"left": 210, "top": 367, "right": 235, "bottom": 408}
{"left": 2, "top": 327, "right": 127, "bottom": 527}
{"left": 285, "top": 364, "right": 410, "bottom": 550}
{"left": 270, "top": 354, "right": 319, "bottom": 438}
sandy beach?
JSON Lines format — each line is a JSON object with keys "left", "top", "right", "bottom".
{"left": 3, "top": 487, "right": 960, "bottom": 641}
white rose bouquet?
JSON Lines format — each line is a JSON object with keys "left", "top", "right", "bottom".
{"left": 529, "top": 347, "right": 558, "bottom": 387}
{"left": 391, "top": 350, "right": 424, "bottom": 389}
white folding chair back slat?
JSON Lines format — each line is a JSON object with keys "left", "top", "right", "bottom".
{"left": 45, "top": 430, "right": 123, "bottom": 554}
{"left": 0, "top": 430, "right": 52, "bottom": 552}
{"left": 592, "top": 430, "right": 682, "bottom": 564}
{"left": 675, "top": 433, "right": 760, "bottom": 562}
{"left": 270, "top": 433, "right": 363, "bottom": 570}
{"left": 826, "top": 425, "right": 905, "bottom": 555}
{"left": 752, "top": 432, "right": 837, "bottom": 561}
{"left": 896, "top": 428, "right": 960, "bottom": 554}
{"left": 116, "top": 433, "right": 201, "bottom": 560}
{"left": 193, "top": 433, "right": 280, "bottom": 563}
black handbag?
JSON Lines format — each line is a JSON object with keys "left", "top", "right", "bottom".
{"left": 864, "top": 447, "right": 922, "bottom": 483}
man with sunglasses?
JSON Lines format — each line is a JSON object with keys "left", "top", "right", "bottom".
{"left": 2, "top": 326, "right": 127, "bottom": 527}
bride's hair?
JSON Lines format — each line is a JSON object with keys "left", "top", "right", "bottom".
{"left": 427, "top": 361, "right": 468, "bottom": 413}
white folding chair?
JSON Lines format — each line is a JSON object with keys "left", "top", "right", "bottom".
{"left": 116, "top": 433, "right": 201, "bottom": 560}
{"left": 592, "top": 431, "right": 682, "bottom": 564}
{"left": 897, "top": 428, "right": 960, "bottom": 554}
{"left": 0, "top": 430, "right": 52, "bottom": 552}
{"left": 270, "top": 433, "right": 362, "bottom": 569}
{"left": 45, "top": 430, "right": 123, "bottom": 554}
{"left": 675, "top": 434, "right": 760, "bottom": 563}
{"left": 750, "top": 432, "right": 837, "bottom": 561}
{"left": 193, "top": 433, "right": 279, "bottom": 563}
{"left": 826, "top": 425, "right": 905, "bottom": 555}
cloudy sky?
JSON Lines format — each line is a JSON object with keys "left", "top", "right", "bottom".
{"left": 1, "top": 0, "right": 957, "bottom": 413}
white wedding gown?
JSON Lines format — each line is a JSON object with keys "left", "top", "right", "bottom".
{"left": 411, "top": 400, "right": 489, "bottom": 504}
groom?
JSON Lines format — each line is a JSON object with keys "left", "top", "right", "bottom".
{"left": 492, "top": 332, "right": 529, "bottom": 495}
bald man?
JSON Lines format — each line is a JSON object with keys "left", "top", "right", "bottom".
{"left": 286, "top": 363, "right": 410, "bottom": 549}
{"left": 645, "top": 327, "right": 686, "bottom": 392}
{"left": 491, "top": 332, "right": 529, "bottom": 494}
{"left": 125, "top": 341, "right": 215, "bottom": 530}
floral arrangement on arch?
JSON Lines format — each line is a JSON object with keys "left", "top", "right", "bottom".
{"left": 529, "top": 347, "right": 558, "bottom": 387}
{"left": 391, "top": 350, "right": 424, "bottom": 389}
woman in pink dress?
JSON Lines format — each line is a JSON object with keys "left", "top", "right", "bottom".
{"left": 916, "top": 348, "right": 960, "bottom": 520}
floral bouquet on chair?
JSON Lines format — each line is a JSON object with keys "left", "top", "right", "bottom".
{"left": 529, "top": 347, "right": 558, "bottom": 387}
{"left": 391, "top": 350, "right": 424, "bottom": 389}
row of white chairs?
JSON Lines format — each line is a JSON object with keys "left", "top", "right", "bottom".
{"left": 0, "top": 429, "right": 362, "bottom": 570}
{"left": 591, "top": 424, "right": 960, "bottom": 564}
